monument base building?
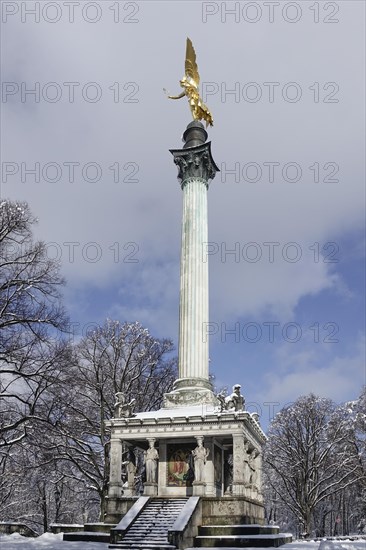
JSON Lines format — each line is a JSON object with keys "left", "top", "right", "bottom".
{"left": 105, "top": 402, "right": 266, "bottom": 524}
{"left": 99, "top": 122, "right": 291, "bottom": 548}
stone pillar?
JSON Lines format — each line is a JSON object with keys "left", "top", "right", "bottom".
{"left": 108, "top": 438, "right": 123, "bottom": 498}
{"left": 254, "top": 450, "right": 263, "bottom": 501}
{"left": 158, "top": 440, "right": 167, "bottom": 496}
{"left": 213, "top": 443, "right": 225, "bottom": 497}
{"left": 232, "top": 434, "right": 246, "bottom": 496}
{"left": 165, "top": 121, "right": 219, "bottom": 408}
{"left": 204, "top": 437, "right": 216, "bottom": 497}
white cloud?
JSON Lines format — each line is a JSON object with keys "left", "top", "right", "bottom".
{"left": 256, "top": 335, "right": 366, "bottom": 407}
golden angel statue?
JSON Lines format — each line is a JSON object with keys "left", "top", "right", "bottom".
{"left": 166, "top": 37, "right": 214, "bottom": 127}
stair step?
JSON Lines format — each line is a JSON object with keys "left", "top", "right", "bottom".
{"left": 84, "top": 523, "right": 115, "bottom": 533}
{"left": 64, "top": 531, "right": 110, "bottom": 543}
{"left": 194, "top": 533, "right": 293, "bottom": 547}
{"left": 199, "top": 525, "right": 281, "bottom": 536}
{"left": 109, "top": 545, "right": 177, "bottom": 549}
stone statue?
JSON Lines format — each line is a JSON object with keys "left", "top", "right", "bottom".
{"left": 114, "top": 393, "right": 136, "bottom": 418}
{"left": 248, "top": 449, "right": 259, "bottom": 487}
{"left": 226, "top": 384, "right": 245, "bottom": 411}
{"left": 166, "top": 37, "right": 214, "bottom": 127}
{"left": 192, "top": 437, "right": 210, "bottom": 482}
{"left": 126, "top": 460, "right": 137, "bottom": 486}
{"left": 243, "top": 441, "right": 251, "bottom": 483}
{"left": 224, "top": 453, "right": 233, "bottom": 494}
{"left": 144, "top": 439, "right": 159, "bottom": 483}
{"left": 216, "top": 392, "right": 226, "bottom": 412}
{"left": 216, "top": 384, "right": 245, "bottom": 412}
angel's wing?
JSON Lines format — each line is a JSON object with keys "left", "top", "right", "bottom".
{"left": 185, "top": 37, "right": 200, "bottom": 86}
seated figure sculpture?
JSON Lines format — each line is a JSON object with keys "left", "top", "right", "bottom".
{"left": 217, "top": 384, "right": 245, "bottom": 412}
{"left": 114, "top": 392, "right": 136, "bottom": 418}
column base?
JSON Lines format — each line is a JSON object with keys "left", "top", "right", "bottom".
{"left": 164, "top": 379, "right": 217, "bottom": 408}
{"left": 108, "top": 482, "right": 122, "bottom": 499}
{"left": 192, "top": 481, "right": 206, "bottom": 496}
{"left": 173, "top": 378, "right": 213, "bottom": 392}
{"left": 122, "top": 484, "right": 135, "bottom": 497}
{"left": 143, "top": 482, "right": 158, "bottom": 496}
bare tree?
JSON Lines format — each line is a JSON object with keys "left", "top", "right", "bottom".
{"left": 0, "top": 421, "right": 100, "bottom": 533}
{"left": 0, "top": 200, "right": 68, "bottom": 449}
{"left": 0, "top": 201, "right": 178, "bottom": 528}
{"left": 0, "top": 200, "right": 72, "bottom": 529}
{"left": 52, "top": 320, "right": 177, "bottom": 519}
{"left": 348, "top": 387, "right": 366, "bottom": 489}
{"left": 263, "top": 394, "right": 360, "bottom": 536}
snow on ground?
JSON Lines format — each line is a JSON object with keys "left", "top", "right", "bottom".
{"left": 0, "top": 532, "right": 109, "bottom": 549}
{"left": 1, "top": 534, "right": 365, "bottom": 550}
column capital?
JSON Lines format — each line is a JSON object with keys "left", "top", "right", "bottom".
{"left": 170, "top": 142, "right": 219, "bottom": 188}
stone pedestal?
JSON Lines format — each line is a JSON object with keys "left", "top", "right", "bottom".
{"left": 193, "top": 481, "right": 206, "bottom": 496}
{"left": 122, "top": 484, "right": 134, "bottom": 497}
{"left": 143, "top": 482, "right": 158, "bottom": 497}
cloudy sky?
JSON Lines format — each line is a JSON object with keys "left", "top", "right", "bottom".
{"left": 1, "top": 0, "right": 365, "bottom": 427}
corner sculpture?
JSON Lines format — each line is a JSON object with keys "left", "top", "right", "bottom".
{"left": 217, "top": 384, "right": 245, "bottom": 412}
{"left": 165, "top": 37, "right": 214, "bottom": 127}
{"left": 114, "top": 393, "right": 136, "bottom": 418}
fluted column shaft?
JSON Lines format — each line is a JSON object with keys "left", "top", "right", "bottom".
{"left": 179, "top": 177, "right": 208, "bottom": 381}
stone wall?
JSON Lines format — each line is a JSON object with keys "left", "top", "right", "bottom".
{"left": 201, "top": 497, "right": 265, "bottom": 526}
{"left": 104, "top": 496, "right": 138, "bottom": 524}
{"left": 0, "top": 522, "right": 38, "bottom": 537}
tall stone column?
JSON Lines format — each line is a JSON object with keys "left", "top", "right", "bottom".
{"left": 108, "top": 438, "right": 123, "bottom": 498}
{"left": 165, "top": 121, "right": 219, "bottom": 408}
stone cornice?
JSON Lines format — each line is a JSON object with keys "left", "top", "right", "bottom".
{"left": 106, "top": 411, "right": 266, "bottom": 444}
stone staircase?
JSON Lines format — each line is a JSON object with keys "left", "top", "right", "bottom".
{"left": 191, "top": 524, "right": 293, "bottom": 547}
{"left": 109, "top": 497, "right": 188, "bottom": 549}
